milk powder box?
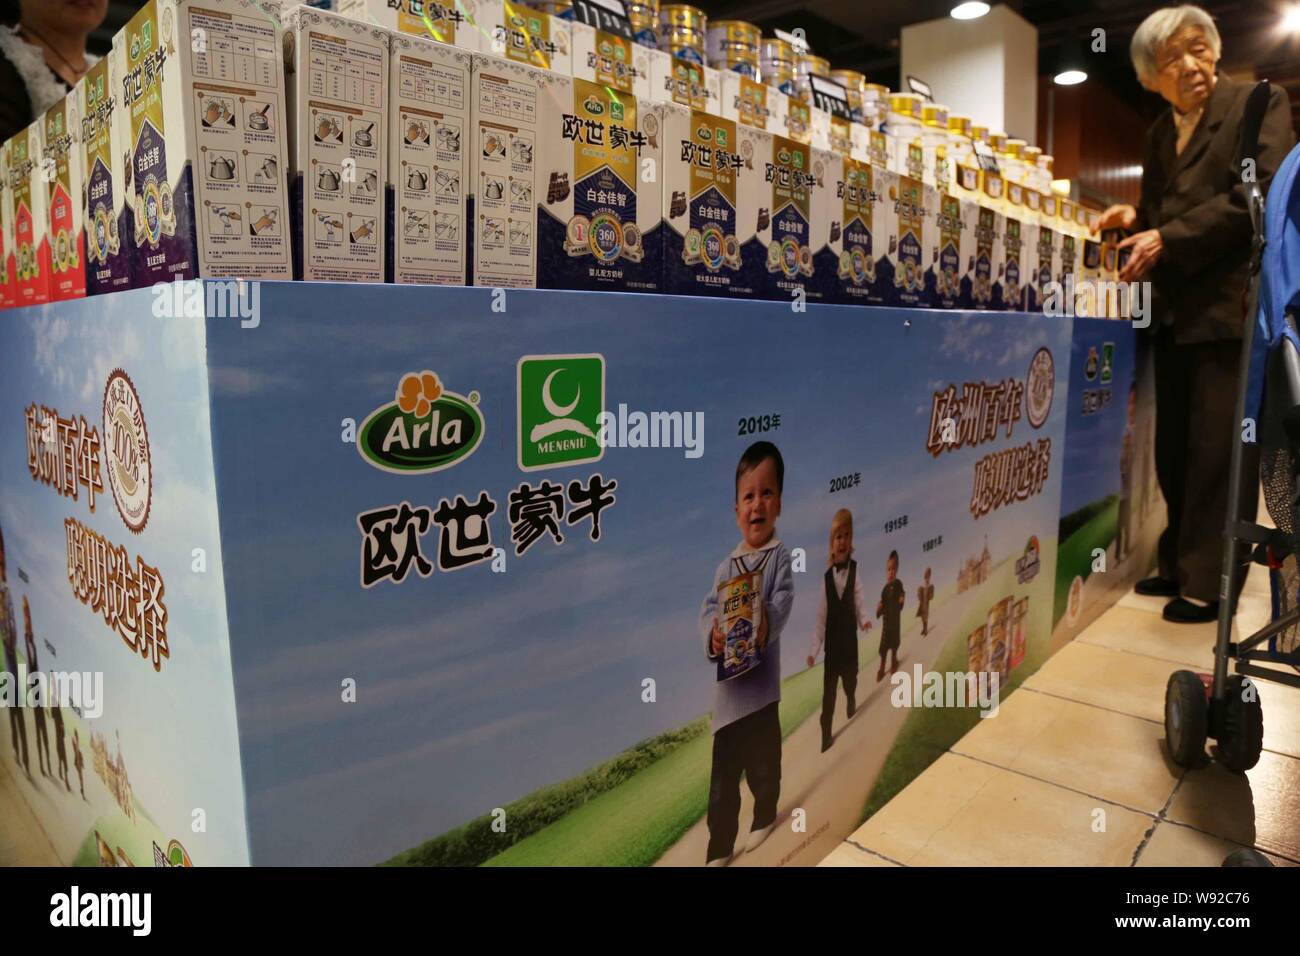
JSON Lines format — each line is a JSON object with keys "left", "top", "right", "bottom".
{"left": 284, "top": 4, "right": 388, "bottom": 281}
{"left": 0, "top": 139, "right": 14, "bottom": 309}
{"left": 569, "top": 19, "right": 634, "bottom": 92}
{"left": 931, "top": 191, "right": 975, "bottom": 310}
{"left": 717, "top": 72, "right": 790, "bottom": 136}
{"left": 572, "top": 20, "right": 656, "bottom": 102}
{"left": 822, "top": 155, "right": 891, "bottom": 307}
{"left": 386, "top": 29, "right": 471, "bottom": 284}
{"left": 660, "top": 103, "right": 761, "bottom": 299}
{"left": 42, "top": 94, "right": 87, "bottom": 301}
{"left": 534, "top": 71, "right": 661, "bottom": 292}
{"left": 9, "top": 123, "right": 51, "bottom": 305}
{"left": 969, "top": 203, "right": 1002, "bottom": 310}
{"left": 648, "top": 52, "right": 720, "bottom": 113}
{"left": 469, "top": 52, "right": 660, "bottom": 292}
{"left": 890, "top": 174, "right": 934, "bottom": 309}
{"left": 1025, "top": 218, "right": 1056, "bottom": 313}
{"left": 337, "top": 0, "right": 479, "bottom": 52}
{"left": 752, "top": 135, "right": 828, "bottom": 304}
{"left": 476, "top": 1, "right": 572, "bottom": 74}
{"left": 79, "top": 54, "right": 134, "bottom": 294}
{"left": 467, "top": 52, "right": 548, "bottom": 287}
{"left": 997, "top": 215, "right": 1025, "bottom": 311}
{"left": 116, "top": 0, "right": 293, "bottom": 285}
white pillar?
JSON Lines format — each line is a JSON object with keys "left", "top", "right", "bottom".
{"left": 899, "top": 4, "right": 1038, "bottom": 139}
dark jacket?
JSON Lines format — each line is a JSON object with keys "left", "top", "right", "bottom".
{"left": 1136, "top": 75, "right": 1295, "bottom": 343}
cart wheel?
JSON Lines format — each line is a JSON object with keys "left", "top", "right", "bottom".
{"left": 1217, "top": 674, "right": 1264, "bottom": 773}
{"left": 1165, "top": 670, "right": 1208, "bottom": 767}
{"left": 1222, "top": 847, "right": 1273, "bottom": 867}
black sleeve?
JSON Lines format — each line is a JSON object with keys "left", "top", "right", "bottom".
{"left": 1160, "top": 86, "right": 1296, "bottom": 273}
{"left": 0, "top": 50, "right": 34, "bottom": 145}
{"left": 1133, "top": 122, "right": 1163, "bottom": 234}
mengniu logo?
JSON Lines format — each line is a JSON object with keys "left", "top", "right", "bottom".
{"left": 518, "top": 354, "right": 605, "bottom": 472}
{"left": 1015, "top": 536, "right": 1041, "bottom": 584}
{"left": 103, "top": 369, "right": 152, "bottom": 534}
{"left": 358, "top": 371, "right": 484, "bottom": 474}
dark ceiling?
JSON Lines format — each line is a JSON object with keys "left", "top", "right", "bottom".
{"left": 78, "top": 1, "right": 1300, "bottom": 126}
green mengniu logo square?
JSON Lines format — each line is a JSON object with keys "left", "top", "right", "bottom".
{"left": 518, "top": 354, "right": 605, "bottom": 472}
{"left": 1100, "top": 342, "right": 1115, "bottom": 384}
{"left": 610, "top": 99, "right": 625, "bottom": 122}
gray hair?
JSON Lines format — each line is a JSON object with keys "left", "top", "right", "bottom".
{"left": 1130, "top": 5, "right": 1222, "bottom": 86}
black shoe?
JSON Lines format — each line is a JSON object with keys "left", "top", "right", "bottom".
{"left": 821, "top": 733, "right": 832, "bottom": 753}
{"left": 846, "top": 697, "right": 856, "bottom": 718}
{"left": 1136, "top": 576, "right": 1179, "bottom": 597}
{"left": 1162, "top": 597, "right": 1219, "bottom": 624}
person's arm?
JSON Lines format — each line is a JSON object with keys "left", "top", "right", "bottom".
{"left": 1131, "top": 123, "right": 1164, "bottom": 234}
{"left": 854, "top": 574, "right": 872, "bottom": 631}
{"left": 700, "top": 561, "right": 724, "bottom": 660}
{"left": 1159, "top": 86, "right": 1295, "bottom": 274}
{"left": 808, "top": 581, "right": 827, "bottom": 663}
{"left": 765, "top": 548, "right": 795, "bottom": 640}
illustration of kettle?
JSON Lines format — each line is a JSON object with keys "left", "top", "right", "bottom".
{"left": 318, "top": 167, "right": 341, "bottom": 191}
{"left": 484, "top": 180, "right": 504, "bottom": 200}
{"left": 407, "top": 169, "right": 428, "bottom": 190}
{"left": 209, "top": 155, "right": 236, "bottom": 181}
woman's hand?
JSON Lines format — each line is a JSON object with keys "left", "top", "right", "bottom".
{"left": 1118, "top": 229, "right": 1164, "bottom": 282}
{"left": 1095, "top": 204, "right": 1137, "bottom": 235}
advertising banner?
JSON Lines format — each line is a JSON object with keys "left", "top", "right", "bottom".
{"left": 0, "top": 288, "right": 249, "bottom": 866}
{"left": 1051, "top": 319, "right": 1162, "bottom": 646}
{"left": 2, "top": 285, "right": 1168, "bottom": 867}
{"left": 202, "top": 284, "right": 1071, "bottom": 866}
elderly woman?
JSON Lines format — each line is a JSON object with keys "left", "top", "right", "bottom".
{"left": 1095, "top": 5, "right": 1294, "bottom": 624}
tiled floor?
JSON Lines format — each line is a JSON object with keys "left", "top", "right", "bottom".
{"left": 823, "top": 568, "right": 1300, "bottom": 867}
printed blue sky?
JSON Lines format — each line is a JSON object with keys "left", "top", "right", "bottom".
{"left": 1058, "top": 320, "right": 1138, "bottom": 517}
{"left": 205, "top": 283, "right": 1073, "bottom": 865}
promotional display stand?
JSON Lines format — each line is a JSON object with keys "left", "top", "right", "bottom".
{"left": 0, "top": 283, "right": 1159, "bottom": 866}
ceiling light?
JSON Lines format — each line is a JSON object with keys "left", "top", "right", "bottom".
{"left": 1053, "top": 32, "right": 1088, "bottom": 86}
{"left": 1282, "top": 5, "right": 1300, "bottom": 33}
{"left": 951, "top": 2, "right": 991, "bottom": 19}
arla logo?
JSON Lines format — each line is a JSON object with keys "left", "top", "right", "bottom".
{"left": 778, "top": 148, "right": 791, "bottom": 164}
{"left": 1015, "top": 536, "right": 1041, "bottom": 584}
{"left": 697, "top": 125, "right": 712, "bottom": 141}
{"left": 357, "top": 371, "right": 484, "bottom": 474}
{"left": 599, "top": 40, "right": 613, "bottom": 56}
{"left": 583, "top": 96, "right": 605, "bottom": 116}
{"left": 518, "top": 354, "right": 605, "bottom": 472}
